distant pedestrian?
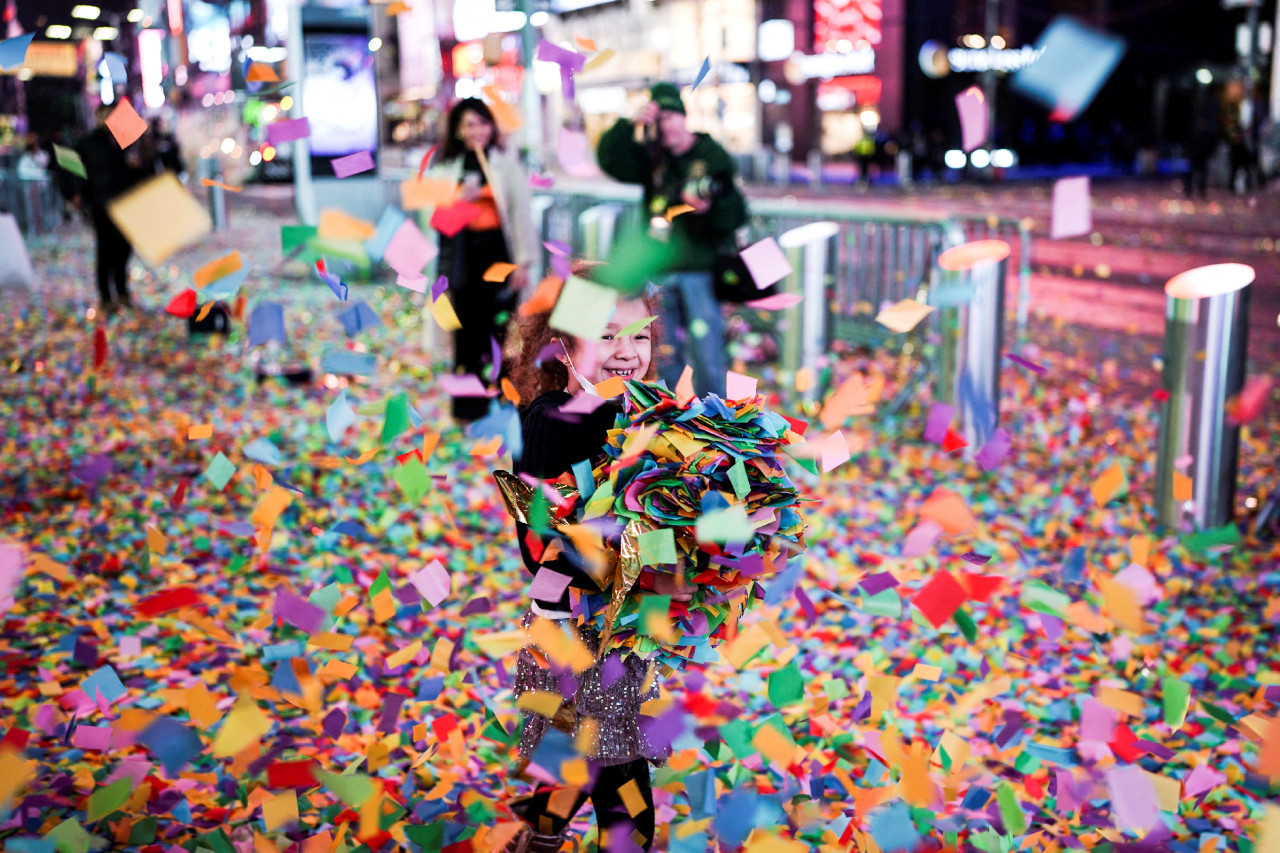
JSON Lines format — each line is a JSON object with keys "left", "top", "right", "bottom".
{"left": 1185, "top": 87, "right": 1219, "bottom": 199}
{"left": 596, "top": 82, "right": 747, "bottom": 398}
{"left": 74, "top": 104, "right": 148, "bottom": 314}
{"left": 150, "top": 118, "right": 185, "bottom": 180}
{"left": 424, "top": 98, "right": 538, "bottom": 423}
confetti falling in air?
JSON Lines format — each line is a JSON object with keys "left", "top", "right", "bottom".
{"left": 2, "top": 197, "right": 1280, "bottom": 853}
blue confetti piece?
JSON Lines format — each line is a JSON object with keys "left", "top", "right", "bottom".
{"left": 243, "top": 437, "right": 282, "bottom": 467}
{"left": 691, "top": 56, "right": 712, "bottom": 90}
{"left": 868, "top": 799, "right": 921, "bottom": 852}
{"left": 247, "top": 301, "right": 287, "bottom": 348}
{"left": 139, "top": 716, "right": 202, "bottom": 775}
{"left": 320, "top": 350, "right": 377, "bottom": 376}
{"left": 365, "top": 206, "right": 406, "bottom": 263}
{"left": 80, "top": 665, "right": 126, "bottom": 704}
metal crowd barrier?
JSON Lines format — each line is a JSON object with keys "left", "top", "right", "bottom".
{"left": 0, "top": 171, "right": 63, "bottom": 236}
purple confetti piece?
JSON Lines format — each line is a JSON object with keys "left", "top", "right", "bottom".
{"left": 536, "top": 40, "right": 586, "bottom": 73}
{"left": 72, "top": 455, "right": 114, "bottom": 486}
{"left": 431, "top": 275, "right": 449, "bottom": 302}
{"left": 490, "top": 335, "right": 502, "bottom": 380}
{"left": 331, "top": 150, "right": 374, "bottom": 179}
{"left": 550, "top": 253, "right": 572, "bottom": 281}
{"left": 858, "top": 572, "right": 899, "bottom": 596}
{"left": 923, "top": 402, "right": 954, "bottom": 445}
{"left": 265, "top": 117, "right": 311, "bottom": 147}
{"left": 974, "top": 427, "right": 1011, "bottom": 472}
{"left": 544, "top": 240, "right": 571, "bottom": 257}
{"left": 322, "top": 708, "right": 346, "bottom": 738}
{"left": 273, "top": 589, "right": 325, "bottom": 634}
{"left": 460, "top": 596, "right": 491, "bottom": 616}
{"left": 601, "top": 652, "right": 626, "bottom": 690}
{"left": 377, "top": 694, "right": 407, "bottom": 734}
{"left": 795, "top": 585, "right": 817, "bottom": 623}
{"left": 1005, "top": 351, "right": 1047, "bottom": 374}
{"left": 960, "top": 552, "right": 991, "bottom": 565}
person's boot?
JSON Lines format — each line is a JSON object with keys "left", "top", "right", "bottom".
{"left": 500, "top": 828, "right": 566, "bottom": 853}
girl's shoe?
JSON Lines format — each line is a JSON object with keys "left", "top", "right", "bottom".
{"left": 502, "top": 828, "right": 567, "bottom": 853}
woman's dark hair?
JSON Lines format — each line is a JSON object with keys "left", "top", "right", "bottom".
{"left": 439, "top": 98, "right": 500, "bottom": 162}
{"left": 510, "top": 262, "right": 662, "bottom": 406}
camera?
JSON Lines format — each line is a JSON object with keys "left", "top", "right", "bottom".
{"left": 684, "top": 175, "right": 725, "bottom": 201}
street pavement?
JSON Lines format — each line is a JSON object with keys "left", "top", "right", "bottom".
{"left": 2, "top": 181, "right": 1280, "bottom": 849}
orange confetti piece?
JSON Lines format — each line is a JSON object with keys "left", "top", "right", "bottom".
{"left": 200, "top": 178, "right": 243, "bottom": 193}
{"left": 194, "top": 250, "right": 242, "bottom": 288}
{"left": 483, "top": 262, "right": 519, "bottom": 283}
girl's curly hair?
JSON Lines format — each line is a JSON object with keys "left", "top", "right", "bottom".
{"left": 509, "top": 262, "right": 662, "bottom": 407}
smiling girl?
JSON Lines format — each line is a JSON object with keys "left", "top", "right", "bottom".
{"left": 500, "top": 282, "right": 690, "bottom": 851}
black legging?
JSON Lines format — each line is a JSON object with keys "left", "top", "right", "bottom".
{"left": 443, "top": 227, "right": 516, "bottom": 422}
{"left": 510, "top": 757, "right": 655, "bottom": 849}
{"left": 92, "top": 211, "right": 132, "bottom": 306}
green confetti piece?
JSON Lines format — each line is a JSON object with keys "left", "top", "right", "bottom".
{"left": 390, "top": 456, "right": 430, "bottom": 504}
{"left": 128, "top": 817, "right": 157, "bottom": 845}
{"left": 694, "top": 504, "right": 752, "bottom": 546}
{"left": 47, "top": 818, "right": 92, "bottom": 853}
{"left": 954, "top": 607, "right": 978, "bottom": 643}
{"left": 316, "top": 768, "right": 375, "bottom": 807}
{"left": 380, "top": 392, "right": 411, "bottom": 445}
{"left": 53, "top": 144, "right": 86, "bottom": 179}
{"left": 638, "top": 528, "right": 678, "bottom": 565}
{"left": 821, "top": 678, "right": 850, "bottom": 700}
{"left": 548, "top": 276, "right": 618, "bottom": 340}
{"left": 767, "top": 662, "right": 804, "bottom": 708}
{"left": 369, "top": 568, "right": 392, "bottom": 598}
{"left": 1020, "top": 581, "right": 1070, "bottom": 617}
{"left": 1162, "top": 677, "right": 1191, "bottom": 729}
{"left": 86, "top": 777, "right": 132, "bottom": 821}
{"left": 582, "top": 477, "right": 614, "bottom": 520}
{"left": 615, "top": 314, "right": 657, "bottom": 338}
{"left": 637, "top": 594, "right": 671, "bottom": 637}
{"left": 404, "top": 823, "right": 445, "bottom": 851}
{"left": 861, "top": 588, "right": 902, "bottom": 617}
{"left": 727, "top": 458, "right": 749, "bottom": 500}
{"left": 994, "top": 780, "right": 1026, "bottom": 835}
{"left": 1181, "top": 523, "right": 1241, "bottom": 556}
{"left": 203, "top": 452, "right": 236, "bottom": 491}
{"left": 720, "top": 718, "right": 755, "bottom": 759}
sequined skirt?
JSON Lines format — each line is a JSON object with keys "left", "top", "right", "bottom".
{"left": 513, "top": 613, "right": 660, "bottom": 765}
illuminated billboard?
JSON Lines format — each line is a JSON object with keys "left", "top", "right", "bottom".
{"left": 302, "top": 28, "right": 378, "bottom": 176}
{"left": 814, "top": 0, "right": 882, "bottom": 52}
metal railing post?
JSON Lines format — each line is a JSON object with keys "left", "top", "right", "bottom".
{"left": 933, "top": 240, "right": 1010, "bottom": 450}
{"left": 1155, "top": 264, "right": 1254, "bottom": 530}
{"left": 778, "top": 221, "right": 839, "bottom": 403}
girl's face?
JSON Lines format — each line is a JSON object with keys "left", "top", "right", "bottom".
{"left": 564, "top": 299, "right": 654, "bottom": 392}
{"left": 457, "top": 110, "right": 494, "bottom": 151}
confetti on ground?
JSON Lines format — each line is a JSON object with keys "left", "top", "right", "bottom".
{"left": 2, "top": 206, "right": 1280, "bottom": 853}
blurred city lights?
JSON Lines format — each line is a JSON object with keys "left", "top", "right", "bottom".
{"left": 249, "top": 151, "right": 262, "bottom": 166}
{"left": 246, "top": 46, "right": 288, "bottom": 63}
{"left": 529, "top": 10, "right": 549, "bottom": 26}
{"left": 220, "top": 137, "right": 235, "bottom": 154}
{"left": 1196, "top": 68, "right": 1213, "bottom": 85}
{"left": 71, "top": 4, "right": 100, "bottom": 19}
{"left": 262, "top": 146, "right": 276, "bottom": 161}
{"left": 368, "top": 37, "right": 382, "bottom": 51}
{"left": 201, "top": 94, "right": 213, "bottom": 107}
{"left": 944, "top": 149, "right": 966, "bottom": 169}
{"left": 279, "top": 95, "right": 293, "bottom": 110}
{"left": 261, "top": 105, "right": 278, "bottom": 121}
{"left": 990, "top": 35, "right": 1006, "bottom": 49}
{"left": 127, "top": 8, "right": 144, "bottom": 22}
{"left": 969, "top": 149, "right": 991, "bottom": 168}
{"left": 490, "top": 11, "right": 527, "bottom": 32}
{"left": 94, "top": 26, "right": 119, "bottom": 41}
{"left": 991, "top": 148, "right": 1016, "bottom": 168}
{"left": 45, "top": 25, "right": 72, "bottom": 39}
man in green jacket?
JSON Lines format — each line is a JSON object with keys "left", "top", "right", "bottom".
{"left": 596, "top": 82, "right": 747, "bottom": 398}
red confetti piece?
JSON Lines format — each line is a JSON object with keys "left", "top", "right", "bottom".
{"left": 136, "top": 586, "right": 200, "bottom": 617}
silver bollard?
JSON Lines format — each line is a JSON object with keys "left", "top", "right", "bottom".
{"left": 933, "top": 240, "right": 1010, "bottom": 450}
{"left": 204, "top": 160, "right": 228, "bottom": 230}
{"left": 1155, "top": 263, "right": 1255, "bottom": 530}
{"left": 778, "top": 221, "right": 839, "bottom": 403}
{"left": 578, "top": 203, "right": 622, "bottom": 260}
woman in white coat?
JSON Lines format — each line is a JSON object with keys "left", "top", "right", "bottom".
{"left": 425, "top": 98, "right": 537, "bottom": 422}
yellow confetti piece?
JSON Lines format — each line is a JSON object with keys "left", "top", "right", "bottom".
{"left": 1096, "top": 686, "right": 1145, "bottom": 717}
{"left": 617, "top": 778, "right": 648, "bottom": 818}
{"left": 910, "top": 664, "right": 942, "bottom": 681}
{"left": 752, "top": 724, "right": 797, "bottom": 768}
{"left": 583, "top": 47, "right": 615, "bottom": 72}
{"left": 471, "top": 630, "right": 528, "bottom": 657}
{"left": 211, "top": 694, "right": 271, "bottom": 757}
{"left": 429, "top": 637, "right": 454, "bottom": 673}
{"left": 529, "top": 618, "right": 595, "bottom": 674}
{"left": 0, "top": 748, "right": 37, "bottom": 807}
{"left": 386, "top": 640, "right": 421, "bottom": 669}
{"left": 308, "top": 631, "right": 353, "bottom": 652}
{"left": 722, "top": 622, "right": 771, "bottom": 670}
{"left": 429, "top": 293, "right": 462, "bottom": 331}
{"left": 515, "top": 690, "right": 563, "bottom": 717}
{"left": 262, "top": 790, "right": 299, "bottom": 832}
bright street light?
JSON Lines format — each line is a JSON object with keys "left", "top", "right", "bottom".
{"left": 529, "top": 10, "right": 549, "bottom": 26}
{"left": 93, "top": 26, "right": 119, "bottom": 41}
{"left": 46, "top": 24, "right": 72, "bottom": 39}
{"left": 71, "top": 4, "right": 100, "bottom": 19}
{"left": 944, "top": 149, "right": 967, "bottom": 169}
{"left": 969, "top": 149, "right": 991, "bottom": 168}
{"left": 368, "top": 37, "right": 382, "bottom": 51}
{"left": 127, "top": 8, "right": 144, "bottom": 22}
